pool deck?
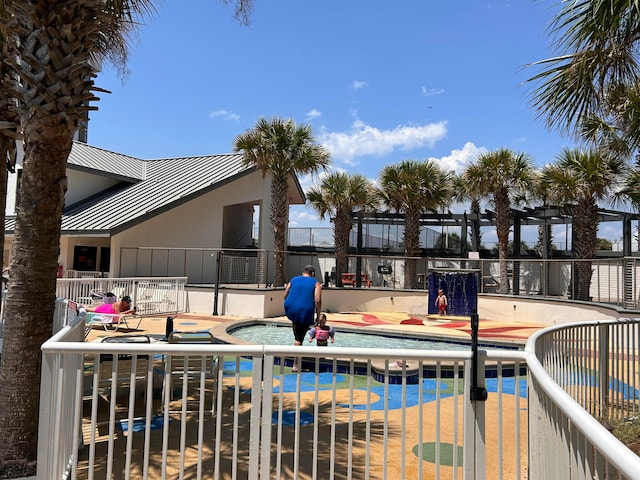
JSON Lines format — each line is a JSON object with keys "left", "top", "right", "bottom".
{"left": 83, "top": 311, "right": 541, "bottom": 479}
{"left": 85, "top": 310, "right": 546, "bottom": 344}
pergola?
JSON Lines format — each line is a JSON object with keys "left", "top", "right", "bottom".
{"left": 351, "top": 206, "right": 640, "bottom": 258}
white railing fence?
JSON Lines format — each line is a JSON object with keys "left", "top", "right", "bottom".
{"left": 118, "top": 247, "right": 640, "bottom": 309}
{"left": 37, "top": 300, "right": 86, "bottom": 479}
{"left": 526, "top": 319, "right": 640, "bottom": 480}
{"left": 532, "top": 319, "right": 639, "bottom": 421}
{"left": 37, "top": 304, "right": 640, "bottom": 480}
{"left": 39, "top": 309, "right": 529, "bottom": 480}
{"left": 55, "top": 276, "right": 188, "bottom": 316}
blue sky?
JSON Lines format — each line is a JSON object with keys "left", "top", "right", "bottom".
{"left": 87, "top": 1, "right": 626, "bottom": 243}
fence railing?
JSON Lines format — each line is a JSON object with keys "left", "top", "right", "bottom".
{"left": 55, "top": 276, "right": 188, "bottom": 316}
{"left": 37, "top": 303, "right": 640, "bottom": 479}
{"left": 118, "top": 247, "right": 640, "bottom": 309}
{"left": 526, "top": 319, "right": 640, "bottom": 479}
{"left": 531, "top": 318, "right": 639, "bottom": 421}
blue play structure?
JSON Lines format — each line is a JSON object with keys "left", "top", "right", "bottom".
{"left": 428, "top": 270, "right": 479, "bottom": 317}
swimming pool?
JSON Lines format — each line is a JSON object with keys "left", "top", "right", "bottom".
{"left": 212, "top": 320, "right": 524, "bottom": 383}
{"left": 226, "top": 323, "right": 520, "bottom": 351}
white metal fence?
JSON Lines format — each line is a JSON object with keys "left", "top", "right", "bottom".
{"left": 526, "top": 319, "right": 640, "bottom": 479}
{"left": 37, "top": 302, "right": 640, "bottom": 479}
{"left": 118, "top": 247, "right": 640, "bottom": 306}
{"left": 55, "top": 276, "right": 188, "bottom": 315}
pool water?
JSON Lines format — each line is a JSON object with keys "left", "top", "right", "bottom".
{"left": 230, "top": 324, "right": 477, "bottom": 351}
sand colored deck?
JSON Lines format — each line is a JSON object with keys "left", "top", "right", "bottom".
{"left": 85, "top": 311, "right": 544, "bottom": 345}
{"left": 82, "top": 312, "right": 541, "bottom": 479}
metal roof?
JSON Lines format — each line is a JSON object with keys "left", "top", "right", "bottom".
{"left": 5, "top": 142, "right": 255, "bottom": 234}
{"left": 67, "top": 141, "right": 145, "bottom": 182}
{"left": 64, "top": 148, "right": 253, "bottom": 233}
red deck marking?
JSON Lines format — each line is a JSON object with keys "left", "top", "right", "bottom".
{"left": 400, "top": 319, "right": 425, "bottom": 325}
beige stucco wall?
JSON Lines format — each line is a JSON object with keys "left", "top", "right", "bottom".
{"left": 186, "top": 286, "right": 640, "bottom": 325}
{"left": 59, "top": 235, "right": 111, "bottom": 274}
{"left": 479, "top": 295, "right": 638, "bottom": 325}
{"left": 66, "top": 169, "right": 122, "bottom": 207}
{"left": 110, "top": 171, "right": 274, "bottom": 276}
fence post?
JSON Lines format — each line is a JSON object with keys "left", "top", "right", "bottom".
{"left": 258, "top": 354, "right": 274, "bottom": 479}
{"left": 213, "top": 251, "right": 222, "bottom": 315}
{"left": 598, "top": 323, "right": 610, "bottom": 417}
{"left": 463, "top": 354, "right": 487, "bottom": 480}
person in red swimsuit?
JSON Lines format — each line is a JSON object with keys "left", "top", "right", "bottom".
{"left": 435, "top": 289, "right": 448, "bottom": 316}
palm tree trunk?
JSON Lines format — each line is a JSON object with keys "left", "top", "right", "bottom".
{"left": 403, "top": 209, "right": 421, "bottom": 289}
{"left": 0, "top": 41, "right": 19, "bottom": 277}
{"left": 334, "top": 209, "right": 351, "bottom": 287}
{"left": 572, "top": 199, "right": 598, "bottom": 301}
{"left": 0, "top": 135, "right": 71, "bottom": 470}
{"left": 494, "top": 189, "right": 511, "bottom": 294}
{"left": 270, "top": 175, "right": 289, "bottom": 287}
{"left": 0, "top": 140, "right": 9, "bottom": 268}
{"left": 470, "top": 199, "right": 481, "bottom": 250}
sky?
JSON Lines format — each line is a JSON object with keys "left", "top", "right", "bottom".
{"left": 86, "top": 0, "right": 625, "bottom": 245}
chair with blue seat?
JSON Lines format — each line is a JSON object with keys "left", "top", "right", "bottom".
{"left": 97, "top": 335, "right": 152, "bottom": 398}
{"left": 164, "top": 330, "right": 218, "bottom": 414}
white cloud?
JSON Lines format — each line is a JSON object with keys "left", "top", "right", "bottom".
{"left": 295, "top": 172, "right": 317, "bottom": 190}
{"left": 428, "top": 142, "right": 488, "bottom": 174}
{"left": 306, "top": 109, "right": 322, "bottom": 120}
{"left": 319, "top": 119, "right": 448, "bottom": 166}
{"left": 480, "top": 228, "right": 498, "bottom": 248}
{"left": 209, "top": 109, "right": 240, "bottom": 121}
{"left": 599, "top": 224, "right": 623, "bottom": 241}
{"left": 288, "top": 207, "right": 326, "bottom": 227}
{"left": 352, "top": 80, "right": 367, "bottom": 90}
{"left": 511, "top": 136, "right": 527, "bottom": 146}
{"left": 421, "top": 86, "right": 445, "bottom": 97}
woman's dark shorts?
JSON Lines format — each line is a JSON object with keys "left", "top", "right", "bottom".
{"left": 292, "top": 323, "right": 311, "bottom": 343}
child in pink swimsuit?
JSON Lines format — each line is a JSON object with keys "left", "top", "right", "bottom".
{"left": 308, "top": 314, "right": 335, "bottom": 346}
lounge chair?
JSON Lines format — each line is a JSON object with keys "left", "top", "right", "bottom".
{"left": 97, "top": 335, "right": 152, "bottom": 398}
{"left": 85, "top": 311, "right": 143, "bottom": 332}
{"left": 164, "top": 330, "right": 218, "bottom": 414}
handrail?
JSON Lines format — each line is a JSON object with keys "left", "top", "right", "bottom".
{"left": 37, "top": 299, "right": 640, "bottom": 479}
{"left": 525, "top": 321, "right": 640, "bottom": 478}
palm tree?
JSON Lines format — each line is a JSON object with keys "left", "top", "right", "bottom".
{"left": 453, "top": 173, "right": 482, "bottom": 252}
{"left": 617, "top": 166, "right": 640, "bottom": 207}
{"left": 378, "top": 160, "right": 453, "bottom": 288}
{"left": 306, "top": 172, "right": 377, "bottom": 287}
{"left": 0, "top": 38, "right": 19, "bottom": 273}
{"left": 527, "top": 1, "right": 640, "bottom": 136}
{"left": 461, "top": 149, "right": 535, "bottom": 294}
{"left": 0, "top": 3, "right": 150, "bottom": 474}
{"left": 540, "top": 148, "right": 625, "bottom": 301}
{"left": 234, "top": 117, "right": 330, "bottom": 287}
{"left": 617, "top": 167, "right": 640, "bottom": 251}
{"left": 0, "top": 1, "right": 252, "bottom": 475}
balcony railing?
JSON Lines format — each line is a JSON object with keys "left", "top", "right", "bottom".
{"left": 36, "top": 300, "right": 640, "bottom": 479}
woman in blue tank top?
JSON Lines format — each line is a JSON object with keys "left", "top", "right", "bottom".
{"left": 283, "top": 265, "right": 322, "bottom": 371}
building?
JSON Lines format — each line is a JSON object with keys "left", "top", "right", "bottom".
{"left": 3, "top": 141, "right": 305, "bottom": 278}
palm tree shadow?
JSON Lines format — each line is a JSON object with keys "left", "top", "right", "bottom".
{"left": 205, "top": 393, "right": 392, "bottom": 480}
{"left": 78, "top": 365, "right": 395, "bottom": 479}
